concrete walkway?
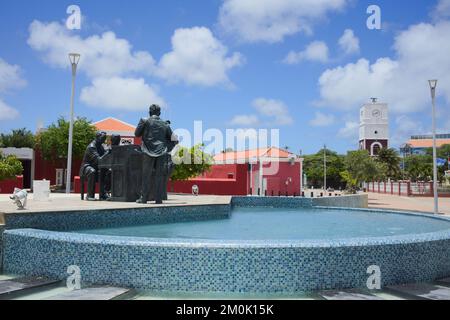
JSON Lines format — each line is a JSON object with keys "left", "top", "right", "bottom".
{"left": 367, "top": 192, "right": 450, "bottom": 215}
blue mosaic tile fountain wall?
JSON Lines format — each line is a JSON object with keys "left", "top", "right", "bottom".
{"left": 1, "top": 195, "right": 449, "bottom": 293}
{"left": 3, "top": 228, "right": 450, "bottom": 293}
{"left": 2, "top": 204, "right": 231, "bottom": 231}
{"left": 231, "top": 194, "right": 368, "bottom": 209}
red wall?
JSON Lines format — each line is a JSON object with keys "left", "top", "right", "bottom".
{"left": 0, "top": 176, "right": 24, "bottom": 194}
{"left": 170, "top": 164, "right": 249, "bottom": 196}
{"left": 170, "top": 161, "right": 302, "bottom": 196}
{"left": 264, "top": 162, "right": 301, "bottom": 196}
{"left": 34, "top": 149, "right": 83, "bottom": 186}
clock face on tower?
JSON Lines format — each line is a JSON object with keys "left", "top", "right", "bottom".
{"left": 372, "top": 109, "right": 381, "bottom": 118}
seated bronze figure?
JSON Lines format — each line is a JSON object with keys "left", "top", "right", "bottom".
{"left": 79, "top": 131, "right": 110, "bottom": 201}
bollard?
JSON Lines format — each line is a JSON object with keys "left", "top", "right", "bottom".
{"left": 311, "top": 192, "right": 314, "bottom": 198}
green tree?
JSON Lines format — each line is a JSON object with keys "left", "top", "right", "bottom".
{"left": 171, "top": 144, "right": 213, "bottom": 181}
{"left": 0, "top": 128, "right": 35, "bottom": 148}
{"left": 0, "top": 151, "right": 23, "bottom": 181}
{"left": 35, "top": 117, "right": 97, "bottom": 163}
{"left": 343, "top": 150, "right": 384, "bottom": 189}
{"left": 303, "top": 148, "right": 346, "bottom": 189}
{"left": 340, "top": 170, "right": 358, "bottom": 193}
{"left": 376, "top": 148, "right": 401, "bottom": 180}
{"left": 404, "top": 155, "right": 433, "bottom": 181}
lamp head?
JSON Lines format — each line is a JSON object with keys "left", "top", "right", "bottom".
{"left": 69, "top": 53, "right": 81, "bottom": 65}
{"left": 428, "top": 80, "right": 438, "bottom": 90}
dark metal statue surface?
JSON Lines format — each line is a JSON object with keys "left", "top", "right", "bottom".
{"left": 135, "top": 104, "right": 175, "bottom": 204}
{"left": 79, "top": 131, "right": 109, "bottom": 201}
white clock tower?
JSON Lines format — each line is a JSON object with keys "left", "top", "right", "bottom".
{"left": 359, "top": 98, "right": 389, "bottom": 156}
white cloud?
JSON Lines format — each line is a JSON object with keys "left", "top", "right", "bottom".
{"left": 338, "top": 121, "right": 359, "bottom": 139}
{"left": 0, "top": 58, "right": 25, "bottom": 120}
{"left": 80, "top": 77, "right": 166, "bottom": 111}
{"left": 391, "top": 115, "right": 425, "bottom": 147}
{"left": 157, "top": 27, "right": 244, "bottom": 86}
{"left": 229, "top": 98, "right": 294, "bottom": 127}
{"left": 318, "top": 58, "right": 398, "bottom": 111}
{"left": 28, "top": 21, "right": 242, "bottom": 90}
{"left": 0, "top": 99, "right": 19, "bottom": 120}
{"left": 252, "top": 98, "right": 293, "bottom": 125}
{"left": 338, "top": 29, "right": 360, "bottom": 55}
{"left": 0, "top": 58, "right": 26, "bottom": 93}
{"left": 309, "top": 111, "right": 335, "bottom": 127}
{"left": 284, "top": 41, "right": 329, "bottom": 64}
{"left": 317, "top": 20, "right": 450, "bottom": 114}
{"left": 432, "top": 0, "right": 450, "bottom": 20}
{"left": 218, "top": 0, "right": 349, "bottom": 43}
{"left": 28, "top": 20, "right": 155, "bottom": 78}
{"left": 229, "top": 114, "right": 260, "bottom": 126}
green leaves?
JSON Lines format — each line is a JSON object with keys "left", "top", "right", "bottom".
{"left": 0, "top": 128, "right": 35, "bottom": 148}
{"left": 171, "top": 144, "right": 212, "bottom": 181}
{"left": 375, "top": 148, "right": 401, "bottom": 180}
{"left": 303, "top": 149, "right": 345, "bottom": 189}
{"left": 35, "top": 117, "right": 97, "bottom": 162}
{"left": 0, "top": 151, "right": 23, "bottom": 181}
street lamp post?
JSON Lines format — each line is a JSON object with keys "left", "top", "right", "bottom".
{"left": 323, "top": 144, "right": 327, "bottom": 192}
{"left": 429, "top": 80, "right": 439, "bottom": 214}
{"left": 65, "top": 53, "right": 81, "bottom": 194}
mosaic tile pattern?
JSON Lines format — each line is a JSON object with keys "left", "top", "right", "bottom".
{"left": 3, "top": 204, "right": 231, "bottom": 232}
{"left": 231, "top": 194, "right": 368, "bottom": 209}
{"left": 3, "top": 207, "right": 450, "bottom": 293}
{"left": 312, "top": 194, "right": 368, "bottom": 208}
{"left": 231, "top": 196, "right": 313, "bottom": 208}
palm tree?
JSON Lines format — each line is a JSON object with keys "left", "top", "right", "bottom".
{"left": 376, "top": 148, "right": 401, "bottom": 180}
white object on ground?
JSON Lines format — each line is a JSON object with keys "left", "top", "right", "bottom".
{"left": 33, "top": 180, "right": 50, "bottom": 201}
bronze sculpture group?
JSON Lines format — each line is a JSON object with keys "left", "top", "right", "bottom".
{"left": 79, "top": 104, "right": 177, "bottom": 203}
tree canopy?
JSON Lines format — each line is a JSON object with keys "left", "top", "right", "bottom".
{"left": 35, "top": 117, "right": 97, "bottom": 162}
{"left": 0, "top": 151, "right": 23, "bottom": 182}
{"left": 171, "top": 144, "right": 213, "bottom": 181}
{"left": 0, "top": 128, "right": 35, "bottom": 149}
{"left": 303, "top": 149, "right": 345, "bottom": 189}
{"left": 376, "top": 148, "right": 401, "bottom": 180}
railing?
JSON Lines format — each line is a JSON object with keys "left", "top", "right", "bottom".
{"left": 365, "top": 181, "right": 436, "bottom": 197}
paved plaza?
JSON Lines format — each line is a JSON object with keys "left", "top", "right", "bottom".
{"left": 367, "top": 192, "right": 450, "bottom": 216}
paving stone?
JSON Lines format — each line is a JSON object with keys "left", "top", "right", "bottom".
{"left": 387, "top": 283, "right": 450, "bottom": 300}
{"left": 319, "top": 289, "right": 384, "bottom": 300}
{"left": 45, "top": 286, "right": 133, "bottom": 300}
{"left": 0, "top": 277, "right": 59, "bottom": 296}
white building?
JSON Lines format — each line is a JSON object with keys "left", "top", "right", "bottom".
{"left": 359, "top": 99, "right": 389, "bottom": 156}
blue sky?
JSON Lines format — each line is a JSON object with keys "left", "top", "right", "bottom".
{"left": 0, "top": 0, "right": 449, "bottom": 154}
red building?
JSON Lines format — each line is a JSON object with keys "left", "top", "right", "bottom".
{"left": 171, "top": 147, "right": 303, "bottom": 196}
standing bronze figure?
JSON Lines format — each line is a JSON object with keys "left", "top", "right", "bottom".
{"left": 135, "top": 104, "right": 174, "bottom": 204}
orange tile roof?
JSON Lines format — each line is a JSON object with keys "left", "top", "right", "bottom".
{"left": 214, "top": 147, "right": 292, "bottom": 162}
{"left": 407, "top": 139, "right": 450, "bottom": 148}
{"left": 93, "top": 117, "right": 136, "bottom": 133}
